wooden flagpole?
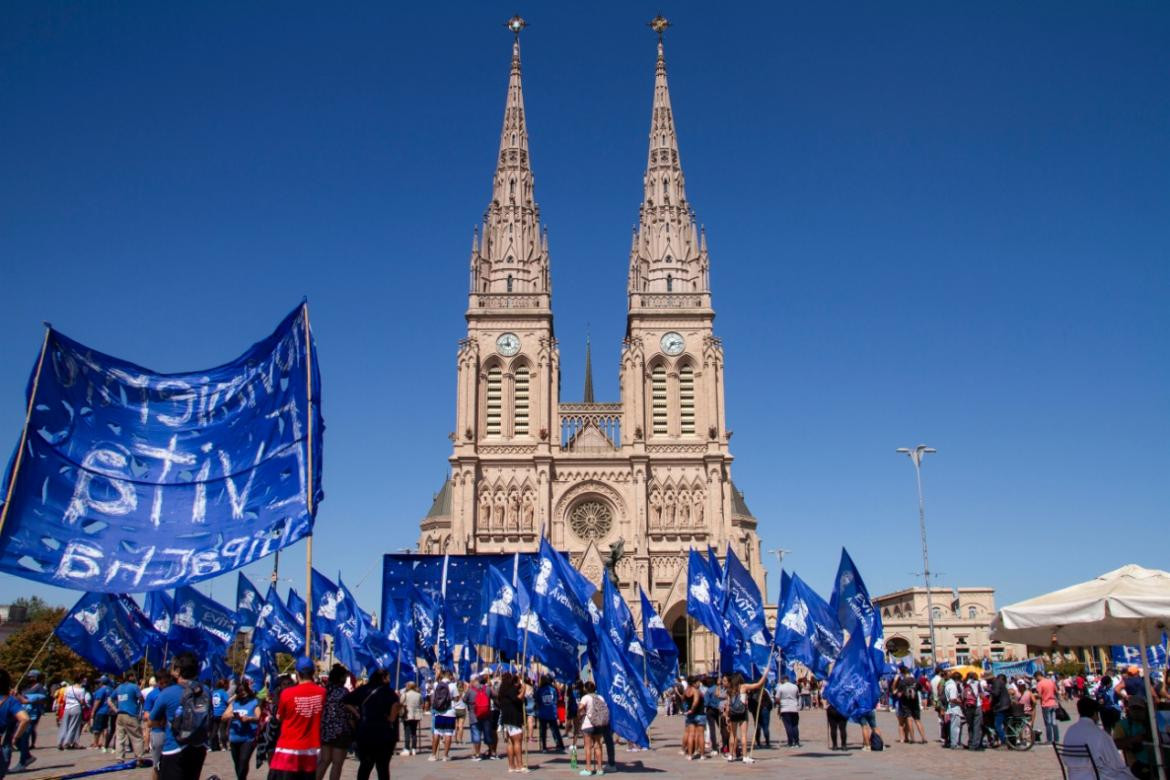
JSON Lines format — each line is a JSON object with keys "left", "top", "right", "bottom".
{"left": 303, "top": 303, "right": 314, "bottom": 657}
{"left": 745, "top": 643, "right": 778, "bottom": 762}
{"left": 0, "top": 325, "right": 52, "bottom": 539}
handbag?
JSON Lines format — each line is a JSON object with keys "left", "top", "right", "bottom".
{"left": 1055, "top": 703, "right": 1071, "bottom": 722}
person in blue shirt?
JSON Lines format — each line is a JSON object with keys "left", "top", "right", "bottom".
{"left": 0, "top": 668, "right": 31, "bottom": 780}
{"left": 113, "top": 672, "right": 144, "bottom": 759}
{"left": 150, "top": 653, "right": 208, "bottom": 780}
{"left": 144, "top": 671, "right": 171, "bottom": 775}
{"left": 224, "top": 677, "right": 261, "bottom": 780}
{"left": 90, "top": 676, "right": 115, "bottom": 753}
{"left": 536, "top": 676, "right": 564, "bottom": 752}
{"left": 14, "top": 674, "right": 46, "bottom": 770}
{"left": 210, "top": 679, "right": 229, "bottom": 752}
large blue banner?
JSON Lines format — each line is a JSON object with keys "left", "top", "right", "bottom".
{"left": 0, "top": 304, "right": 323, "bottom": 592}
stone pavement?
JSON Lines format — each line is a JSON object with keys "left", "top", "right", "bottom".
{"left": 21, "top": 706, "right": 1062, "bottom": 779}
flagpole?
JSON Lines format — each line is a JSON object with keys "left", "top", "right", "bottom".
{"left": 15, "top": 629, "right": 55, "bottom": 691}
{"left": 520, "top": 623, "right": 530, "bottom": 770}
{"left": 302, "top": 303, "right": 315, "bottom": 658}
{"left": 0, "top": 324, "right": 52, "bottom": 540}
{"left": 746, "top": 643, "right": 778, "bottom": 762}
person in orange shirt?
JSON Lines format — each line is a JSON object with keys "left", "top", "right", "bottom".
{"left": 268, "top": 657, "right": 326, "bottom": 780}
{"left": 1034, "top": 672, "right": 1060, "bottom": 744}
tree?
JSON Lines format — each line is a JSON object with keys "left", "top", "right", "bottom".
{"left": 0, "top": 608, "right": 97, "bottom": 687}
{"left": 10, "top": 596, "right": 54, "bottom": 622}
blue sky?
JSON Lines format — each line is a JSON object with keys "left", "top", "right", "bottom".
{"left": 1, "top": 2, "right": 1167, "bottom": 617}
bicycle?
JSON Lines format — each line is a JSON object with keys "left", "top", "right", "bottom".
{"left": 1004, "top": 714, "right": 1035, "bottom": 751}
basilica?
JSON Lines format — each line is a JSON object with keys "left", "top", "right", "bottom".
{"left": 417, "top": 18, "right": 764, "bottom": 669}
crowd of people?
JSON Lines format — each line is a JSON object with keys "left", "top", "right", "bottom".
{"left": 0, "top": 657, "right": 1166, "bottom": 779}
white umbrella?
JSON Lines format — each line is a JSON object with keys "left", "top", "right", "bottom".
{"left": 991, "top": 564, "right": 1169, "bottom": 780}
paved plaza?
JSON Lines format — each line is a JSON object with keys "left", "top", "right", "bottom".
{"left": 20, "top": 706, "right": 1062, "bottom": 780}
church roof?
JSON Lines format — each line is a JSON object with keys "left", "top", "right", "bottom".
{"left": 731, "top": 482, "right": 755, "bottom": 519}
{"left": 425, "top": 478, "right": 453, "bottom": 518}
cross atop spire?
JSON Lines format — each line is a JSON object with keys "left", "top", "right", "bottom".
{"left": 627, "top": 17, "right": 710, "bottom": 302}
{"left": 470, "top": 16, "right": 551, "bottom": 306}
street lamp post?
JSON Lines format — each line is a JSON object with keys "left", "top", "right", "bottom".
{"left": 897, "top": 445, "right": 938, "bottom": 667}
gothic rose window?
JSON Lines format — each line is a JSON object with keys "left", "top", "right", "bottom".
{"left": 569, "top": 500, "right": 613, "bottom": 540}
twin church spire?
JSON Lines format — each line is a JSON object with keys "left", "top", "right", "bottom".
{"left": 470, "top": 15, "right": 709, "bottom": 307}
{"left": 470, "top": 16, "right": 549, "bottom": 301}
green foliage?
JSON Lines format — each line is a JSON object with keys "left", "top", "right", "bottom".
{"left": 1051, "top": 658, "right": 1086, "bottom": 677}
{"left": 0, "top": 608, "right": 97, "bottom": 687}
{"left": 10, "top": 596, "right": 54, "bottom": 621}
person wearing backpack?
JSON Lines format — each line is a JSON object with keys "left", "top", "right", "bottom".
{"left": 149, "top": 651, "right": 211, "bottom": 780}
{"left": 962, "top": 672, "right": 985, "bottom": 751}
{"left": 463, "top": 676, "right": 484, "bottom": 761}
{"left": 428, "top": 670, "right": 457, "bottom": 762}
{"left": 576, "top": 680, "right": 608, "bottom": 777}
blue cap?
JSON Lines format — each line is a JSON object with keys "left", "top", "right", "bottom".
{"left": 295, "top": 656, "right": 315, "bottom": 677}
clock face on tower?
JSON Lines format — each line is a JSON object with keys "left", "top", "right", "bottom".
{"left": 496, "top": 332, "right": 521, "bottom": 356}
{"left": 660, "top": 331, "right": 685, "bottom": 356}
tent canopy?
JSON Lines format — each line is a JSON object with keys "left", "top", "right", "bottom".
{"left": 991, "top": 564, "right": 1170, "bottom": 649}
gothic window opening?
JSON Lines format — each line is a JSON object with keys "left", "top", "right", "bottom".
{"left": 651, "top": 364, "right": 668, "bottom": 435}
{"left": 666, "top": 274, "right": 673, "bottom": 292}
{"left": 663, "top": 176, "right": 670, "bottom": 204}
{"left": 485, "top": 365, "right": 503, "bottom": 436}
{"left": 679, "top": 364, "right": 695, "bottom": 434}
{"left": 507, "top": 274, "right": 513, "bottom": 293}
{"left": 513, "top": 367, "right": 529, "bottom": 436}
{"left": 509, "top": 178, "right": 516, "bottom": 197}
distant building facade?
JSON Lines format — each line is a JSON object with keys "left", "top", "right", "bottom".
{"left": 875, "top": 586, "right": 1026, "bottom": 666}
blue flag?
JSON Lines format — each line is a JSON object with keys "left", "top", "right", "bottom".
{"left": 0, "top": 304, "right": 324, "bottom": 592}
{"left": 145, "top": 590, "right": 173, "bottom": 637}
{"left": 410, "top": 584, "right": 440, "bottom": 665}
{"left": 378, "top": 597, "right": 416, "bottom": 684}
{"left": 640, "top": 587, "right": 679, "bottom": 698}
{"left": 533, "top": 537, "right": 595, "bottom": 645}
{"left": 824, "top": 624, "right": 881, "bottom": 720}
{"left": 707, "top": 546, "right": 727, "bottom": 610}
{"left": 515, "top": 574, "right": 578, "bottom": 681}
{"left": 286, "top": 588, "right": 307, "bottom": 628}
{"left": 593, "top": 620, "right": 654, "bottom": 748}
{"left": 330, "top": 576, "right": 370, "bottom": 673}
{"left": 602, "top": 574, "right": 645, "bottom": 661}
{"left": 168, "top": 585, "right": 235, "bottom": 654}
{"left": 828, "top": 548, "right": 885, "bottom": 668}
{"left": 235, "top": 573, "right": 264, "bottom": 631}
{"left": 686, "top": 549, "right": 725, "bottom": 640}
{"left": 311, "top": 568, "right": 345, "bottom": 643}
{"left": 1112, "top": 643, "right": 1167, "bottom": 670}
{"left": 775, "top": 573, "right": 842, "bottom": 679}
{"left": 476, "top": 566, "right": 519, "bottom": 658}
{"left": 56, "top": 592, "right": 149, "bottom": 673}
{"left": 255, "top": 585, "right": 306, "bottom": 657}
{"left": 724, "top": 545, "right": 772, "bottom": 670}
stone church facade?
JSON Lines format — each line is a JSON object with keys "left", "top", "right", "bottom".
{"left": 418, "top": 24, "right": 763, "bottom": 670}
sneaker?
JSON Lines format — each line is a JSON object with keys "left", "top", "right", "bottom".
{"left": 579, "top": 772, "right": 593, "bottom": 777}
{"left": 471, "top": 756, "right": 482, "bottom": 761}
{"left": 427, "top": 755, "right": 438, "bottom": 762}
{"left": 17, "top": 757, "right": 37, "bottom": 770}
{"left": 743, "top": 756, "right": 756, "bottom": 764}
{"left": 862, "top": 745, "right": 871, "bottom": 752}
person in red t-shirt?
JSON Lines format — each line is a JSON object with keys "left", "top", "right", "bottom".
{"left": 268, "top": 657, "right": 326, "bottom": 780}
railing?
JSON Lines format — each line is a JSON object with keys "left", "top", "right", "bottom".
{"left": 472, "top": 293, "right": 549, "bottom": 309}
{"left": 559, "top": 403, "right": 622, "bottom": 452}
{"left": 630, "top": 293, "right": 707, "bottom": 309}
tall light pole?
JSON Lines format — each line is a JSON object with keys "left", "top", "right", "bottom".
{"left": 897, "top": 445, "right": 938, "bottom": 667}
